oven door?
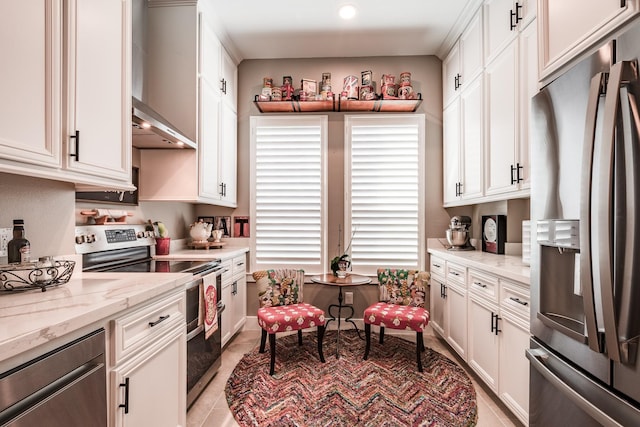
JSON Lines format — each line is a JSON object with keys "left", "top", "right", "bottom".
{"left": 185, "top": 269, "right": 224, "bottom": 408}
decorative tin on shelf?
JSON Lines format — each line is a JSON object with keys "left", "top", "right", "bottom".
{"left": 343, "top": 75, "right": 359, "bottom": 100}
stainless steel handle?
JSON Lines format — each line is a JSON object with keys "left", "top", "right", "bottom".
{"left": 148, "top": 314, "right": 170, "bottom": 327}
{"left": 69, "top": 130, "right": 80, "bottom": 161}
{"left": 509, "top": 296, "right": 528, "bottom": 306}
{"left": 186, "top": 324, "right": 204, "bottom": 341}
{"left": 526, "top": 348, "right": 622, "bottom": 427}
{"left": 598, "top": 60, "right": 640, "bottom": 363}
{"left": 580, "top": 71, "right": 606, "bottom": 353}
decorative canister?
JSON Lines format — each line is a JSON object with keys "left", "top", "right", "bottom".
{"left": 282, "top": 85, "right": 295, "bottom": 100}
{"left": 361, "top": 70, "right": 373, "bottom": 86}
{"left": 343, "top": 75, "right": 359, "bottom": 100}
{"left": 398, "top": 85, "right": 414, "bottom": 99}
{"left": 271, "top": 86, "right": 282, "bottom": 101}
{"left": 400, "top": 72, "right": 412, "bottom": 86}
{"left": 381, "top": 84, "right": 398, "bottom": 99}
{"left": 359, "top": 85, "right": 374, "bottom": 100}
{"left": 263, "top": 77, "right": 273, "bottom": 88}
{"left": 301, "top": 79, "right": 317, "bottom": 96}
{"left": 282, "top": 76, "right": 293, "bottom": 86}
{"left": 322, "top": 72, "right": 331, "bottom": 87}
{"left": 382, "top": 74, "right": 396, "bottom": 85}
{"left": 259, "top": 86, "right": 272, "bottom": 101}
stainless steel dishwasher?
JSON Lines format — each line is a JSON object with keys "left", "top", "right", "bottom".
{"left": 0, "top": 329, "right": 107, "bottom": 426}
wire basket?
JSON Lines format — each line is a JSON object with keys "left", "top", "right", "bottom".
{"left": 0, "top": 260, "right": 76, "bottom": 292}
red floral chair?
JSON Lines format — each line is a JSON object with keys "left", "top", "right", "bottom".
{"left": 363, "top": 268, "right": 430, "bottom": 371}
{"left": 253, "top": 269, "right": 326, "bottom": 375}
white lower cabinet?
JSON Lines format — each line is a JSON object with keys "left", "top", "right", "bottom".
{"left": 429, "top": 257, "right": 530, "bottom": 425}
{"left": 109, "top": 289, "right": 186, "bottom": 427}
{"left": 221, "top": 253, "right": 247, "bottom": 347}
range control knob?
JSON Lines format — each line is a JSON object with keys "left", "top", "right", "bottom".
{"left": 137, "top": 231, "right": 145, "bottom": 238}
{"left": 86, "top": 234, "right": 96, "bottom": 243}
{"left": 75, "top": 235, "right": 86, "bottom": 244}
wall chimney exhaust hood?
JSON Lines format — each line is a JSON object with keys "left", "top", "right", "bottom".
{"left": 132, "top": 97, "right": 196, "bottom": 149}
{"left": 131, "top": 0, "right": 196, "bottom": 149}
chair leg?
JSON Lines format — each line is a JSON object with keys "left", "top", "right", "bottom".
{"left": 259, "top": 329, "right": 267, "bottom": 353}
{"left": 317, "top": 325, "right": 326, "bottom": 363}
{"left": 298, "top": 329, "right": 303, "bottom": 346}
{"left": 416, "top": 331, "right": 424, "bottom": 372}
{"left": 364, "top": 323, "right": 371, "bottom": 360}
{"left": 379, "top": 326, "right": 385, "bottom": 344}
{"left": 269, "top": 333, "right": 276, "bottom": 375}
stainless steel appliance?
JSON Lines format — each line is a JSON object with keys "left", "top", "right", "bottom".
{"left": 445, "top": 215, "right": 474, "bottom": 250}
{"left": 529, "top": 21, "right": 640, "bottom": 426}
{"left": 0, "top": 329, "right": 106, "bottom": 426}
{"left": 75, "top": 224, "right": 224, "bottom": 408}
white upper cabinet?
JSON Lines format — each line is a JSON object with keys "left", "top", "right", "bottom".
{"left": 485, "top": 0, "right": 536, "bottom": 63}
{"left": 0, "top": 0, "right": 132, "bottom": 189}
{"left": 0, "top": 1, "right": 62, "bottom": 168}
{"left": 64, "top": 0, "right": 131, "bottom": 183}
{"left": 443, "top": 9, "right": 483, "bottom": 108}
{"left": 539, "top": 0, "right": 640, "bottom": 82}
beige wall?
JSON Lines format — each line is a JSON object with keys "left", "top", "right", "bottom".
{"left": 214, "top": 55, "right": 453, "bottom": 314}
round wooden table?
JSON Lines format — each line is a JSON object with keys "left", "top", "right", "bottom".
{"left": 311, "top": 273, "right": 371, "bottom": 358}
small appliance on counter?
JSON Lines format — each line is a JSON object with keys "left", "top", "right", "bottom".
{"left": 445, "top": 216, "right": 474, "bottom": 251}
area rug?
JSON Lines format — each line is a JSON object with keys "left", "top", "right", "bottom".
{"left": 225, "top": 330, "right": 477, "bottom": 427}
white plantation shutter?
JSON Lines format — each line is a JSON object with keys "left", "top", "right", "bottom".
{"left": 250, "top": 116, "right": 327, "bottom": 271}
{"left": 345, "top": 115, "right": 425, "bottom": 273}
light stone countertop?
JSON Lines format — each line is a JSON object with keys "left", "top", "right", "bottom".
{"left": 0, "top": 271, "right": 191, "bottom": 364}
{"left": 427, "top": 238, "right": 530, "bottom": 284}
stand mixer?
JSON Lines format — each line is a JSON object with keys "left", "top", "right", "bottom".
{"left": 445, "top": 216, "right": 474, "bottom": 251}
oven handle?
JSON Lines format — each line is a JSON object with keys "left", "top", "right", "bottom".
{"left": 186, "top": 302, "right": 225, "bottom": 341}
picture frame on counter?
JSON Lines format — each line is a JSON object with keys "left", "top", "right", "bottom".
{"left": 233, "top": 216, "right": 250, "bottom": 238}
{"left": 214, "top": 216, "right": 231, "bottom": 237}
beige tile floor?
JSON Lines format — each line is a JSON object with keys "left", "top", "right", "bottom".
{"left": 187, "top": 325, "right": 524, "bottom": 427}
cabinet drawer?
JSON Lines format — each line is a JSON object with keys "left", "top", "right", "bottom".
{"left": 430, "top": 256, "right": 446, "bottom": 277}
{"left": 500, "top": 280, "right": 530, "bottom": 320}
{"left": 446, "top": 262, "right": 466, "bottom": 286}
{"left": 112, "top": 290, "right": 185, "bottom": 363}
{"left": 468, "top": 269, "right": 499, "bottom": 303}
{"left": 232, "top": 254, "right": 246, "bottom": 277}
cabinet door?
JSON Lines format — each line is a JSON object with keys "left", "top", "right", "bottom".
{"left": 221, "top": 281, "right": 233, "bottom": 347}
{"left": 219, "top": 103, "right": 237, "bottom": 206}
{"left": 446, "top": 283, "right": 468, "bottom": 361}
{"left": 231, "top": 274, "right": 247, "bottom": 334}
{"left": 442, "top": 43, "right": 461, "bottom": 107}
{"left": 539, "top": 0, "right": 639, "bottom": 80}
{"left": 484, "top": 0, "right": 519, "bottom": 63}
{"left": 460, "top": 9, "right": 484, "bottom": 86}
{"left": 221, "top": 47, "right": 237, "bottom": 110}
{"left": 499, "top": 313, "right": 530, "bottom": 425}
{"left": 65, "top": 0, "right": 130, "bottom": 182}
{"left": 517, "top": 20, "right": 538, "bottom": 191}
{"left": 460, "top": 75, "right": 484, "bottom": 200}
{"left": 443, "top": 99, "right": 461, "bottom": 205}
{"left": 112, "top": 326, "right": 186, "bottom": 427}
{"left": 199, "top": 15, "right": 221, "bottom": 86}
{"left": 0, "top": 1, "right": 62, "bottom": 168}
{"left": 199, "top": 79, "right": 221, "bottom": 200}
{"left": 468, "top": 296, "right": 499, "bottom": 391}
{"left": 429, "top": 276, "right": 447, "bottom": 337}
{"left": 485, "top": 41, "right": 518, "bottom": 197}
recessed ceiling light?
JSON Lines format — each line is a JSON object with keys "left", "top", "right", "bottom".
{"left": 339, "top": 4, "right": 357, "bottom": 20}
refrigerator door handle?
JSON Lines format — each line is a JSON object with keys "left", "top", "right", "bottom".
{"left": 580, "top": 71, "right": 606, "bottom": 353}
{"left": 527, "top": 347, "right": 624, "bottom": 427}
{"left": 598, "top": 60, "right": 639, "bottom": 363}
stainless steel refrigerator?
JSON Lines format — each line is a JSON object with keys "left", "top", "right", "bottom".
{"left": 529, "top": 20, "right": 640, "bottom": 427}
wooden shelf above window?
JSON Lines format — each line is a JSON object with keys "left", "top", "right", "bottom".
{"left": 254, "top": 94, "right": 422, "bottom": 113}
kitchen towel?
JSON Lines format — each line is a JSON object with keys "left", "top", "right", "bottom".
{"left": 203, "top": 282, "right": 218, "bottom": 339}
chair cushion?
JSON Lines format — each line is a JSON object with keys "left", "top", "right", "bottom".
{"left": 258, "top": 302, "right": 325, "bottom": 333}
{"left": 364, "top": 302, "right": 429, "bottom": 332}
{"left": 254, "top": 269, "right": 304, "bottom": 308}
{"left": 377, "top": 268, "right": 428, "bottom": 307}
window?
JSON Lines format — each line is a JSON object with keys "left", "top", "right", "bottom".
{"left": 344, "top": 115, "right": 425, "bottom": 273}
{"left": 250, "top": 116, "right": 327, "bottom": 272}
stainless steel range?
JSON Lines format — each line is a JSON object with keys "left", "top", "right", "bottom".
{"left": 75, "top": 224, "right": 224, "bottom": 408}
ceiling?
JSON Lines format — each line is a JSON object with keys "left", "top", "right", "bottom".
{"left": 210, "top": 0, "right": 480, "bottom": 62}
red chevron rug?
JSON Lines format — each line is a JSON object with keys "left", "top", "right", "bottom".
{"left": 225, "top": 330, "right": 477, "bottom": 426}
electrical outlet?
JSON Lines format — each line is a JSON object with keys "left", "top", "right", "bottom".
{"left": 0, "top": 228, "right": 11, "bottom": 257}
{"left": 344, "top": 292, "right": 354, "bottom": 305}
